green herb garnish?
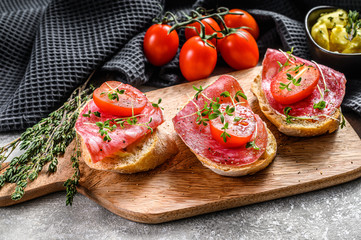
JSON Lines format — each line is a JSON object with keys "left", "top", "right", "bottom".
{"left": 0, "top": 72, "right": 95, "bottom": 205}
{"left": 246, "top": 140, "right": 260, "bottom": 150}
{"left": 345, "top": 10, "right": 361, "bottom": 41}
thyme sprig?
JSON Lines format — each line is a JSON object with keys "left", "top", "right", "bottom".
{"left": 345, "top": 10, "right": 361, "bottom": 41}
{"left": 64, "top": 134, "right": 81, "bottom": 206}
{"left": 0, "top": 71, "right": 95, "bottom": 204}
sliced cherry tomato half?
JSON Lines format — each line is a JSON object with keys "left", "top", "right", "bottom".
{"left": 218, "top": 29, "right": 259, "bottom": 70}
{"left": 209, "top": 104, "right": 256, "bottom": 148}
{"left": 143, "top": 24, "right": 179, "bottom": 66}
{"left": 179, "top": 36, "right": 217, "bottom": 81}
{"left": 93, "top": 81, "right": 147, "bottom": 117}
{"left": 223, "top": 9, "right": 260, "bottom": 40}
{"left": 270, "top": 63, "right": 320, "bottom": 104}
{"left": 185, "top": 17, "right": 222, "bottom": 48}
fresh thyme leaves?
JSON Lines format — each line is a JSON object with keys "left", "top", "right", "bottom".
{"left": 340, "top": 110, "right": 346, "bottom": 129}
{"left": 64, "top": 135, "right": 81, "bottom": 206}
{"left": 246, "top": 140, "right": 260, "bottom": 150}
{"left": 0, "top": 71, "right": 95, "bottom": 203}
{"left": 313, "top": 100, "right": 326, "bottom": 110}
{"left": 345, "top": 10, "right": 361, "bottom": 41}
{"left": 82, "top": 110, "right": 101, "bottom": 118}
{"left": 193, "top": 85, "right": 204, "bottom": 100}
{"left": 278, "top": 47, "right": 295, "bottom": 72}
{"left": 152, "top": 98, "right": 163, "bottom": 109}
{"left": 283, "top": 107, "right": 317, "bottom": 123}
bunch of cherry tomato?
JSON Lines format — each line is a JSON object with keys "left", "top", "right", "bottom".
{"left": 143, "top": 7, "right": 260, "bottom": 82}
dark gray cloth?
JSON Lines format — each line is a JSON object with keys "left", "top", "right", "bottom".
{"left": 0, "top": 0, "right": 359, "bottom": 132}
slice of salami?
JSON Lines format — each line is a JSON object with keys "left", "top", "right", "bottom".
{"left": 262, "top": 48, "right": 346, "bottom": 117}
{"left": 173, "top": 75, "right": 268, "bottom": 166}
{"left": 75, "top": 100, "right": 163, "bottom": 163}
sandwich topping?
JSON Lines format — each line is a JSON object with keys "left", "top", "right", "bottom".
{"left": 262, "top": 48, "right": 346, "bottom": 122}
{"left": 75, "top": 81, "right": 164, "bottom": 163}
{"left": 173, "top": 75, "right": 268, "bottom": 166}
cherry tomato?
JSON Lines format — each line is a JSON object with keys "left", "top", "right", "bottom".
{"left": 210, "top": 104, "right": 256, "bottom": 148}
{"left": 270, "top": 64, "right": 320, "bottom": 104}
{"left": 218, "top": 29, "right": 259, "bottom": 70}
{"left": 93, "top": 81, "right": 147, "bottom": 117}
{"left": 223, "top": 9, "right": 260, "bottom": 40}
{"left": 179, "top": 36, "right": 217, "bottom": 81}
{"left": 143, "top": 24, "right": 179, "bottom": 66}
{"left": 185, "top": 17, "right": 222, "bottom": 48}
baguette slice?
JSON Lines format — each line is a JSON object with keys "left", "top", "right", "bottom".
{"left": 79, "top": 128, "right": 178, "bottom": 173}
{"left": 251, "top": 73, "right": 340, "bottom": 137}
{"left": 193, "top": 127, "right": 277, "bottom": 177}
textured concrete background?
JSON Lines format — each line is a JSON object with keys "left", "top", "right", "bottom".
{"left": 1, "top": 131, "right": 361, "bottom": 240}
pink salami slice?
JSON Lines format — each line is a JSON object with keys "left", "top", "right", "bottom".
{"left": 173, "top": 75, "right": 268, "bottom": 166}
{"left": 262, "top": 48, "right": 346, "bottom": 117}
{"left": 75, "top": 100, "right": 163, "bottom": 163}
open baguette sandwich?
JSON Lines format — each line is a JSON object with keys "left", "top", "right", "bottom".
{"left": 75, "top": 81, "right": 178, "bottom": 173}
{"left": 251, "top": 48, "right": 346, "bottom": 137}
{"left": 173, "top": 75, "right": 277, "bottom": 177}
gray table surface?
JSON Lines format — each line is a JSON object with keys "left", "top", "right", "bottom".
{"left": 1, "top": 86, "right": 361, "bottom": 240}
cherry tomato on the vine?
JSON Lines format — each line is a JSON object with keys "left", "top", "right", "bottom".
{"left": 179, "top": 36, "right": 217, "bottom": 81}
{"left": 218, "top": 29, "right": 259, "bottom": 70}
{"left": 270, "top": 64, "right": 320, "bottom": 104}
{"left": 143, "top": 24, "right": 179, "bottom": 66}
{"left": 185, "top": 17, "right": 222, "bottom": 48}
{"left": 209, "top": 104, "right": 256, "bottom": 148}
{"left": 223, "top": 9, "right": 260, "bottom": 40}
{"left": 93, "top": 81, "right": 147, "bottom": 117}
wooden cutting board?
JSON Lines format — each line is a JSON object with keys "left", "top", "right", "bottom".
{"left": 1, "top": 66, "right": 361, "bottom": 224}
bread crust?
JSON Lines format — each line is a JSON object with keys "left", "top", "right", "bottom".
{"left": 79, "top": 128, "right": 178, "bottom": 173}
{"left": 251, "top": 73, "right": 340, "bottom": 137}
{"left": 192, "top": 128, "right": 277, "bottom": 177}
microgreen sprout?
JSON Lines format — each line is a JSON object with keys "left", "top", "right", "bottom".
{"left": 152, "top": 98, "right": 162, "bottom": 109}
{"left": 277, "top": 47, "right": 296, "bottom": 72}
{"left": 220, "top": 122, "right": 231, "bottom": 143}
{"left": 82, "top": 110, "right": 101, "bottom": 118}
{"left": 246, "top": 140, "right": 260, "bottom": 150}
{"left": 283, "top": 107, "right": 317, "bottom": 123}
{"left": 193, "top": 85, "right": 204, "bottom": 100}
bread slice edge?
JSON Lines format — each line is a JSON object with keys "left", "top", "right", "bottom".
{"left": 79, "top": 128, "right": 178, "bottom": 174}
{"left": 192, "top": 127, "right": 277, "bottom": 177}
